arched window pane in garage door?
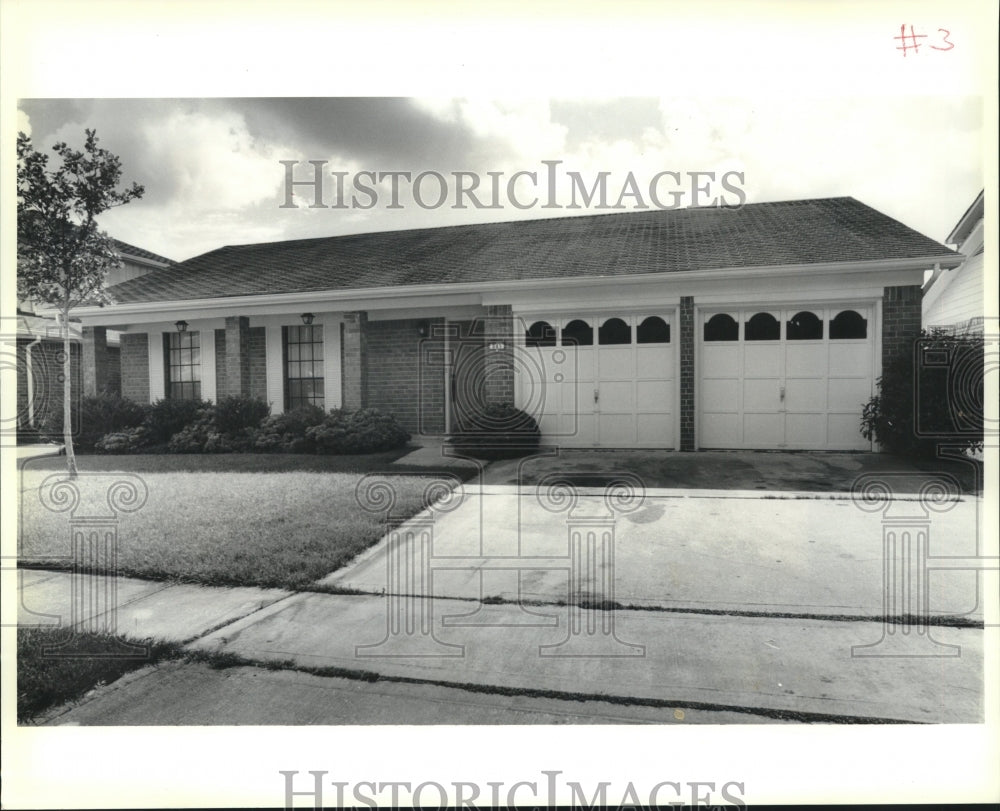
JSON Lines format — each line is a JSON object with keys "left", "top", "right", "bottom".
{"left": 787, "top": 310, "right": 823, "bottom": 340}
{"left": 704, "top": 313, "right": 739, "bottom": 341}
{"left": 829, "top": 310, "right": 867, "bottom": 339}
{"left": 637, "top": 316, "right": 670, "bottom": 343}
{"left": 745, "top": 312, "right": 780, "bottom": 341}
{"left": 599, "top": 317, "right": 631, "bottom": 345}
{"left": 525, "top": 320, "right": 557, "bottom": 347}
{"left": 562, "top": 319, "right": 594, "bottom": 346}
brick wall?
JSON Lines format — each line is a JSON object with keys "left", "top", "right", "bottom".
{"left": 215, "top": 327, "right": 267, "bottom": 402}
{"left": 483, "top": 304, "right": 515, "bottom": 407}
{"left": 882, "top": 285, "right": 923, "bottom": 370}
{"left": 342, "top": 311, "right": 368, "bottom": 410}
{"left": 366, "top": 317, "right": 446, "bottom": 434}
{"left": 120, "top": 333, "right": 150, "bottom": 403}
{"left": 679, "top": 296, "right": 695, "bottom": 451}
{"left": 107, "top": 346, "right": 121, "bottom": 395}
{"left": 15, "top": 337, "right": 81, "bottom": 435}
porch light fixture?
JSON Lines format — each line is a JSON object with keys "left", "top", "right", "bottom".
{"left": 300, "top": 313, "right": 315, "bottom": 326}
{"left": 174, "top": 320, "right": 188, "bottom": 333}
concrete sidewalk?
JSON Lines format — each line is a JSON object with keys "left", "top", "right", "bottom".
{"left": 18, "top": 569, "right": 985, "bottom": 724}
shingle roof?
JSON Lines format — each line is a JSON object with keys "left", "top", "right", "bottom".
{"left": 106, "top": 197, "right": 957, "bottom": 304}
{"left": 112, "top": 239, "right": 174, "bottom": 266}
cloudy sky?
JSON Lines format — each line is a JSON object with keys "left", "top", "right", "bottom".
{"left": 17, "top": 96, "right": 984, "bottom": 263}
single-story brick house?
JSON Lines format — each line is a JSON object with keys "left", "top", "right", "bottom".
{"left": 70, "top": 197, "right": 962, "bottom": 451}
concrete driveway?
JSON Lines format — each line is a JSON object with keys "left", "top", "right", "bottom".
{"left": 320, "top": 451, "right": 985, "bottom": 622}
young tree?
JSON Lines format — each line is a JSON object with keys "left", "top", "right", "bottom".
{"left": 17, "top": 129, "right": 144, "bottom": 477}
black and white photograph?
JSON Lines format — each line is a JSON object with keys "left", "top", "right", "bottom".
{"left": 2, "top": 1, "right": 997, "bottom": 809}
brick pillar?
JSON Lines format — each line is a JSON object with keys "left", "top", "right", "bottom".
{"left": 342, "top": 311, "right": 368, "bottom": 409}
{"left": 679, "top": 296, "right": 696, "bottom": 451}
{"left": 119, "top": 333, "right": 150, "bottom": 403}
{"left": 81, "top": 326, "right": 111, "bottom": 395}
{"left": 484, "top": 304, "right": 515, "bottom": 406}
{"left": 224, "top": 316, "right": 251, "bottom": 398}
{"left": 882, "top": 285, "right": 923, "bottom": 371}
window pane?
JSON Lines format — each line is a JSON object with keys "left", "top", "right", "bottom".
{"left": 704, "top": 313, "right": 738, "bottom": 341}
{"left": 598, "top": 317, "right": 631, "bottom": 345}
{"left": 830, "top": 310, "right": 867, "bottom": 339}
{"left": 637, "top": 316, "right": 670, "bottom": 343}
{"left": 526, "top": 321, "right": 557, "bottom": 348}
{"left": 562, "top": 319, "right": 593, "bottom": 346}
{"left": 745, "top": 312, "right": 780, "bottom": 341}
{"left": 787, "top": 311, "right": 823, "bottom": 340}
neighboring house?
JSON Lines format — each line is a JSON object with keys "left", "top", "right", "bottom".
{"left": 70, "top": 198, "right": 962, "bottom": 451}
{"left": 15, "top": 239, "right": 174, "bottom": 437}
{"left": 922, "top": 190, "right": 985, "bottom": 334}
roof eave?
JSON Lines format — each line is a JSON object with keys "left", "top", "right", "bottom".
{"left": 69, "top": 253, "right": 963, "bottom": 321}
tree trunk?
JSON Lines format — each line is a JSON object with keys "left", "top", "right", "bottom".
{"left": 61, "top": 310, "right": 78, "bottom": 478}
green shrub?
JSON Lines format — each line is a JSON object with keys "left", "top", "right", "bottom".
{"left": 145, "top": 397, "right": 209, "bottom": 445}
{"left": 251, "top": 404, "right": 326, "bottom": 452}
{"left": 95, "top": 426, "right": 152, "bottom": 454}
{"left": 305, "top": 408, "right": 411, "bottom": 454}
{"left": 448, "top": 403, "right": 541, "bottom": 459}
{"left": 40, "top": 392, "right": 148, "bottom": 451}
{"left": 165, "top": 406, "right": 215, "bottom": 453}
{"left": 860, "top": 329, "right": 984, "bottom": 458}
{"left": 212, "top": 395, "right": 271, "bottom": 436}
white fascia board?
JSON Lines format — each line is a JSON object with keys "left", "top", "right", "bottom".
{"left": 117, "top": 252, "right": 172, "bottom": 270}
{"left": 70, "top": 254, "right": 960, "bottom": 326}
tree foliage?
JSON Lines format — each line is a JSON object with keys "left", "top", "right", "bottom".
{"left": 17, "top": 129, "right": 144, "bottom": 309}
{"left": 17, "top": 129, "right": 144, "bottom": 476}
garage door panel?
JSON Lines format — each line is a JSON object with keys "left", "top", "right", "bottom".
{"left": 828, "top": 377, "right": 872, "bottom": 411}
{"left": 743, "top": 344, "right": 782, "bottom": 377}
{"left": 784, "top": 378, "right": 826, "bottom": 411}
{"left": 524, "top": 312, "right": 677, "bottom": 448}
{"left": 598, "top": 347, "right": 634, "bottom": 379}
{"left": 702, "top": 345, "right": 740, "bottom": 377}
{"left": 702, "top": 378, "right": 738, "bottom": 409}
{"left": 828, "top": 414, "right": 871, "bottom": 450}
{"left": 636, "top": 380, "right": 672, "bottom": 412}
{"left": 743, "top": 413, "right": 783, "bottom": 447}
{"left": 637, "top": 413, "right": 673, "bottom": 447}
{"left": 637, "top": 346, "right": 673, "bottom": 378}
{"left": 699, "top": 304, "right": 874, "bottom": 450}
{"left": 785, "top": 344, "right": 826, "bottom": 376}
{"left": 701, "top": 413, "right": 739, "bottom": 448}
{"left": 829, "top": 343, "right": 872, "bottom": 376}
{"left": 599, "top": 414, "right": 636, "bottom": 446}
{"left": 599, "top": 380, "right": 635, "bottom": 411}
{"left": 743, "top": 378, "right": 780, "bottom": 411}
{"left": 785, "top": 413, "right": 825, "bottom": 448}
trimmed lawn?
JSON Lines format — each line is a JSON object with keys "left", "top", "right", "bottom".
{"left": 19, "top": 467, "right": 451, "bottom": 589}
{"left": 18, "top": 628, "right": 180, "bottom": 723}
{"left": 19, "top": 447, "right": 465, "bottom": 475}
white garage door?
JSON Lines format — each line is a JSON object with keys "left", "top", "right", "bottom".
{"left": 517, "top": 313, "right": 676, "bottom": 448}
{"left": 699, "top": 305, "right": 874, "bottom": 450}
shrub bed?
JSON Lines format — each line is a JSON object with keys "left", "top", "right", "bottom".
{"left": 40, "top": 392, "right": 149, "bottom": 451}
{"left": 90, "top": 396, "right": 411, "bottom": 456}
{"left": 306, "top": 408, "right": 411, "bottom": 454}
{"left": 860, "top": 329, "right": 984, "bottom": 458}
{"left": 448, "top": 403, "right": 541, "bottom": 459}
